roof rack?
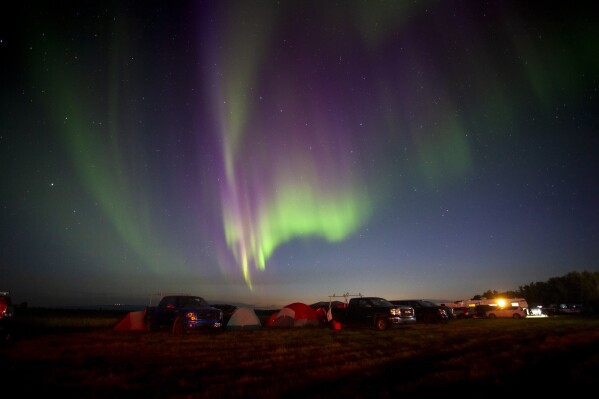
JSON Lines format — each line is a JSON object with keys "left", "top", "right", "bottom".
{"left": 329, "top": 292, "right": 362, "bottom": 305}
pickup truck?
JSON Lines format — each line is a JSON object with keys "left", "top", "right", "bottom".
{"left": 144, "top": 295, "right": 224, "bottom": 335}
{"left": 331, "top": 297, "right": 416, "bottom": 331}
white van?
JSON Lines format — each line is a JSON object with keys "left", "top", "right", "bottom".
{"left": 485, "top": 305, "right": 527, "bottom": 319}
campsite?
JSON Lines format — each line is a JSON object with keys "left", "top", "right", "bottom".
{"left": 2, "top": 307, "right": 598, "bottom": 398}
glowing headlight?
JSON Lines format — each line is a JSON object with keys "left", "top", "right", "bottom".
{"left": 390, "top": 308, "right": 399, "bottom": 316}
{"left": 186, "top": 312, "right": 197, "bottom": 321}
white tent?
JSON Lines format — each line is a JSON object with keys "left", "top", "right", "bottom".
{"left": 226, "top": 307, "right": 261, "bottom": 330}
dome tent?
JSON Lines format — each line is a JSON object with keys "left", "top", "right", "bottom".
{"left": 113, "top": 310, "right": 146, "bottom": 331}
{"left": 226, "top": 307, "right": 261, "bottom": 330}
{"left": 267, "top": 302, "right": 322, "bottom": 328}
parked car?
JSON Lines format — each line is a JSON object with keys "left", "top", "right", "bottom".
{"left": 0, "top": 291, "right": 15, "bottom": 341}
{"left": 389, "top": 300, "right": 449, "bottom": 323}
{"left": 452, "top": 306, "right": 474, "bottom": 319}
{"left": 144, "top": 295, "right": 224, "bottom": 335}
{"left": 545, "top": 303, "right": 583, "bottom": 316}
{"left": 484, "top": 306, "right": 527, "bottom": 319}
{"left": 527, "top": 307, "right": 548, "bottom": 317}
{"left": 473, "top": 304, "right": 526, "bottom": 319}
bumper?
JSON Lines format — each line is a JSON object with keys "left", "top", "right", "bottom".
{"left": 186, "top": 319, "right": 224, "bottom": 330}
{"left": 389, "top": 316, "right": 417, "bottom": 326}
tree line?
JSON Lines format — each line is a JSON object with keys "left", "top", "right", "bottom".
{"left": 473, "top": 270, "right": 599, "bottom": 307}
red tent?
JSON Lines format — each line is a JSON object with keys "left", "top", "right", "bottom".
{"left": 266, "top": 312, "right": 278, "bottom": 327}
{"left": 268, "top": 302, "right": 322, "bottom": 328}
{"left": 113, "top": 310, "right": 146, "bottom": 331}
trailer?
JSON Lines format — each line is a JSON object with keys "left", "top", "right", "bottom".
{"left": 453, "top": 297, "right": 529, "bottom": 311}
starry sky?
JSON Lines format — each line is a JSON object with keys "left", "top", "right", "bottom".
{"left": 1, "top": 1, "right": 598, "bottom": 308}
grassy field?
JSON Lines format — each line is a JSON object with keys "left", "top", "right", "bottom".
{"left": 1, "top": 309, "right": 598, "bottom": 398}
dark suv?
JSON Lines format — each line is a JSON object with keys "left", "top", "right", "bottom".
{"left": 452, "top": 306, "right": 474, "bottom": 319}
{"left": 144, "top": 295, "right": 224, "bottom": 335}
{"left": 0, "top": 292, "right": 15, "bottom": 341}
{"left": 390, "top": 299, "right": 449, "bottom": 323}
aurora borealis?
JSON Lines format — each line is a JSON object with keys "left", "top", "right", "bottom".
{"left": 1, "top": 1, "right": 598, "bottom": 307}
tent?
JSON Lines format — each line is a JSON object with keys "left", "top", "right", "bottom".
{"left": 113, "top": 310, "right": 146, "bottom": 331}
{"left": 266, "top": 312, "right": 278, "bottom": 327}
{"left": 267, "top": 302, "right": 322, "bottom": 328}
{"left": 226, "top": 307, "right": 261, "bottom": 330}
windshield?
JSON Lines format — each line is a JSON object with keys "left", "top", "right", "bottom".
{"left": 370, "top": 298, "right": 394, "bottom": 307}
{"left": 180, "top": 297, "right": 210, "bottom": 308}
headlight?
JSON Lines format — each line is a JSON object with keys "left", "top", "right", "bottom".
{"left": 186, "top": 312, "right": 197, "bottom": 321}
{"left": 390, "top": 308, "right": 399, "bottom": 316}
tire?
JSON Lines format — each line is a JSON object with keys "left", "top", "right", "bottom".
{"left": 144, "top": 314, "right": 155, "bottom": 332}
{"left": 513, "top": 314, "right": 521, "bottom": 319}
{"left": 487, "top": 313, "right": 496, "bottom": 319}
{"left": 172, "top": 316, "right": 185, "bottom": 336}
{"left": 375, "top": 317, "right": 388, "bottom": 331}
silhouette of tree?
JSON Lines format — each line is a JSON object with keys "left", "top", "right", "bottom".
{"left": 475, "top": 271, "right": 599, "bottom": 309}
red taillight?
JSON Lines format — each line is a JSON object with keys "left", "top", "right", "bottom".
{"left": 0, "top": 302, "right": 6, "bottom": 317}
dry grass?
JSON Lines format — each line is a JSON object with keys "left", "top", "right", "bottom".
{"left": 2, "top": 310, "right": 598, "bottom": 398}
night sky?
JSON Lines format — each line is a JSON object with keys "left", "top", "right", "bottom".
{"left": 2, "top": 1, "right": 598, "bottom": 308}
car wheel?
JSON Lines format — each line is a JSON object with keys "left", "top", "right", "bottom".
{"left": 172, "top": 316, "right": 184, "bottom": 336}
{"left": 513, "top": 314, "right": 521, "bottom": 319}
{"left": 375, "top": 317, "right": 388, "bottom": 331}
{"left": 488, "top": 313, "right": 496, "bottom": 319}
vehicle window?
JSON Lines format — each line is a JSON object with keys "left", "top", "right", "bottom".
{"left": 358, "top": 300, "right": 371, "bottom": 308}
{"left": 371, "top": 298, "right": 392, "bottom": 307}
{"left": 182, "top": 297, "right": 209, "bottom": 308}
{"left": 159, "top": 296, "right": 178, "bottom": 308}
